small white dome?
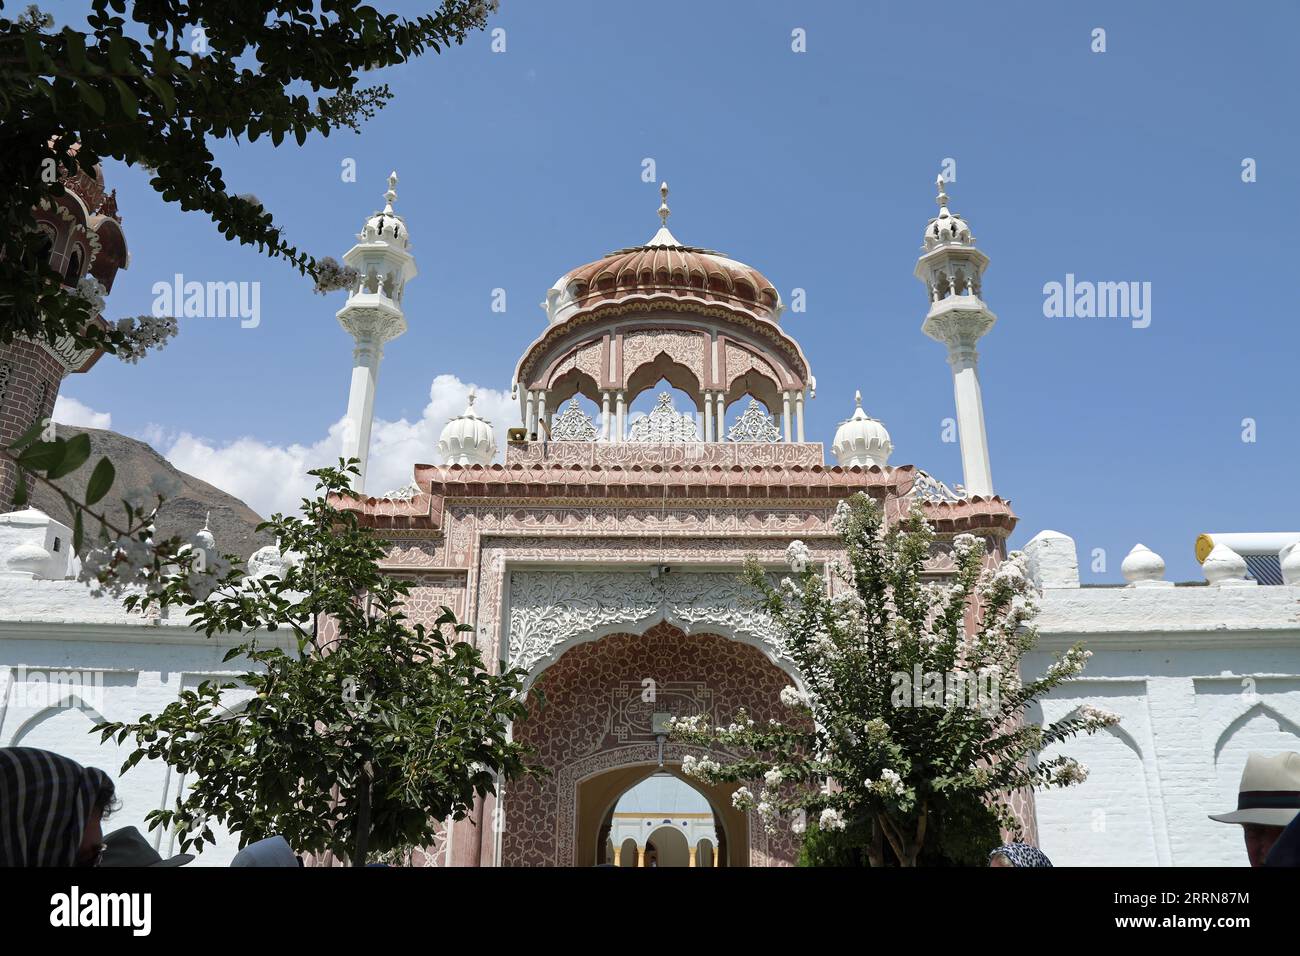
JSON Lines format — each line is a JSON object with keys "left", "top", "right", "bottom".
{"left": 439, "top": 393, "right": 497, "bottom": 466}
{"left": 1121, "top": 543, "right": 1168, "bottom": 586}
{"left": 831, "top": 391, "right": 892, "bottom": 468}
{"left": 4, "top": 541, "right": 52, "bottom": 578}
{"left": 1202, "top": 542, "right": 1250, "bottom": 586}
{"left": 358, "top": 171, "right": 410, "bottom": 250}
{"left": 922, "top": 177, "right": 974, "bottom": 251}
{"left": 248, "top": 545, "right": 288, "bottom": 580}
{"left": 192, "top": 513, "right": 215, "bottom": 554}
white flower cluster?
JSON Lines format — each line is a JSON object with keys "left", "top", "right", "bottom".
{"left": 312, "top": 255, "right": 361, "bottom": 295}
{"left": 779, "top": 686, "right": 809, "bottom": 709}
{"left": 862, "top": 718, "right": 891, "bottom": 744}
{"left": 1078, "top": 704, "right": 1121, "bottom": 728}
{"left": 731, "top": 786, "right": 755, "bottom": 810}
{"left": 113, "top": 314, "right": 178, "bottom": 363}
{"left": 763, "top": 766, "right": 783, "bottom": 788}
{"left": 785, "top": 540, "right": 811, "bottom": 573}
{"left": 1045, "top": 646, "right": 1093, "bottom": 682}
{"left": 756, "top": 792, "right": 780, "bottom": 833}
{"left": 78, "top": 533, "right": 161, "bottom": 598}
{"left": 952, "top": 533, "right": 984, "bottom": 559}
{"left": 810, "top": 630, "right": 837, "bottom": 659}
{"left": 667, "top": 713, "right": 709, "bottom": 734}
{"left": 73, "top": 275, "right": 106, "bottom": 314}
{"left": 681, "top": 754, "right": 721, "bottom": 781}
{"left": 864, "top": 768, "right": 905, "bottom": 798}
{"left": 790, "top": 810, "right": 807, "bottom": 835}
{"left": 819, "top": 808, "right": 846, "bottom": 831}
{"left": 830, "top": 499, "right": 853, "bottom": 535}
{"left": 1050, "top": 759, "right": 1089, "bottom": 786}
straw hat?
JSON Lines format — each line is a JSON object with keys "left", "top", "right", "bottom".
{"left": 1209, "top": 752, "right": 1300, "bottom": 827}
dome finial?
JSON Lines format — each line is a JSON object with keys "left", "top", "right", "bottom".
{"left": 466, "top": 389, "right": 477, "bottom": 412}
{"left": 854, "top": 388, "right": 862, "bottom": 409}
{"left": 384, "top": 170, "right": 398, "bottom": 214}
{"left": 935, "top": 173, "right": 949, "bottom": 211}
{"left": 658, "top": 181, "right": 670, "bottom": 226}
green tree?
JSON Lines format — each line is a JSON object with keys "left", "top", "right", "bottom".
{"left": 671, "top": 492, "right": 1118, "bottom": 867}
{"left": 0, "top": 0, "right": 495, "bottom": 573}
{"left": 1, "top": 0, "right": 496, "bottom": 351}
{"left": 96, "top": 462, "right": 535, "bottom": 865}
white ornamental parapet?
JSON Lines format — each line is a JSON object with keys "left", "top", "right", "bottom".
{"left": 1280, "top": 542, "right": 1300, "bottom": 586}
{"left": 1121, "top": 544, "right": 1173, "bottom": 588}
{"left": 1201, "top": 542, "right": 1257, "bottom": 587}
{"left": 1022, "top": 530, "right": 1080, "bottom": 589}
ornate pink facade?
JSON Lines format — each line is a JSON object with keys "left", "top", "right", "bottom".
{"left": 341, "top": 182, "right": 1022, "bottom": 865}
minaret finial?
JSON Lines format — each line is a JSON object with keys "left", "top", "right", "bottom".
{"left": 935, "top": 173, "right": 949, "bottom": 210}
{"left": 854, "top": 389, "right": 862, "bottom": 408}
{"left": 203, "top": 511, "right": 211, "bottom": 532}
{"left": 658, "top": 181, "right": 670, "bottom": 226}
{"left": 384, "top": 170, "right": 398, "bottom": 213}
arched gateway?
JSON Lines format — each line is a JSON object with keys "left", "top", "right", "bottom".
{"left": 341, "top": 181, "right": 1022, "bottom": 865}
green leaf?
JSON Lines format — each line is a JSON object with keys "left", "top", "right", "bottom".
{"left": 110, "top": 77, "right": 138, "bottom": 114}
{"left": 47, "top": 433, "right": 91, "bottom": 480}
{"left": 84, "top": 456, "right": 115, "bottom": 505}
{"left": 7, "top": 418, "right": 52, "bottom": 453}
{"left": 16, "top": 440, "right": 64, "bottom": 472}
{"left": 72, "top": 509, "right": 84, "bottom": 554}
{"left": 13, "top": 471, "right": 29, "bottom": 508}
{"left": 75, "top": 77, "right": 106, "bottom": 115}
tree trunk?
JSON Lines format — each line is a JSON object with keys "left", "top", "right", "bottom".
{"left": 866, "top": 819, "right": 884, "bottom": 867}
{"left": 353, "top": 760, "right": 372, "bottom": 867}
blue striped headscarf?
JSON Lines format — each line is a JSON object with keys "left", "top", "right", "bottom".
{"left": 0, "top": 747, "right": 112, "bottom": 866}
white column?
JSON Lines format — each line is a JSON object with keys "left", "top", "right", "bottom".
{"left": 600, "top": 391, "right": 611, "bottom": 440}
{"left": 525, "top": 391, "right": 537, "bottom": 438}
{"left": 615, "top": 391, "right": 626, "bottom": 442}
{"left": 947, "top": 345, "right": 993, "bottom": 497}
{"left": 537, "top": 392, "right": 548, "bottom": 440}
{"left": 702, "top": 391, "right": 713, "bottom": 442}
{"left": 342, "top": 337, "right": 382, "bottom": 492}
{"left": 782, "top": 391, "right": 792, "bottom": 442}
{"left": 714, "top": 393, "right": 725, "bottom": 440}
{"left": 795, "top": 390, "right": 805, "bottom": 442}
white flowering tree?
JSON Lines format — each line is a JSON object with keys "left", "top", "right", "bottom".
{"left": 671, "top": 491, "right": 1118, "bottom": 867}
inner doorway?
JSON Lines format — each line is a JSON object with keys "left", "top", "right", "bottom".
{"left": 578, "top": 764, "right": 742, "bottom": 867}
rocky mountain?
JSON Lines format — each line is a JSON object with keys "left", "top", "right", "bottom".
{"left": 29, "top": 424, "right": 271, "bottom": 561}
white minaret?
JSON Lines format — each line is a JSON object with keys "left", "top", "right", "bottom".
{"left": 336, "top": 172, "right": 417, "bottom": 492}
{"left": 914, "top": 175, "right": 996, "bottom": 498}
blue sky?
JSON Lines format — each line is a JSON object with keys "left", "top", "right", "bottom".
{"left": 51, "top": 0, "right": 1299, "bottom": 582}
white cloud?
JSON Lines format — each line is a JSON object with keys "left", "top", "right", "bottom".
{"left": 159, "top": 374, "right": 518, "bottom": 518}
{"left": 53, "top": 395, "right": 112, "bottom": 430}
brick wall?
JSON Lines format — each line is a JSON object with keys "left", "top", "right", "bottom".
{"left": 0, "top": 338, "right": 66, "bottom": 507}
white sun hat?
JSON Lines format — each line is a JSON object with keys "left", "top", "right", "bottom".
{"left": 1209, "top": 752, "right": 1300, "bottom": 827}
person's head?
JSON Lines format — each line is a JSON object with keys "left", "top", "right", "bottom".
{"left": 1208, "top": 752, "right": 1300, "bottom": 867}
{"left": 76, "top": 772, "right": 118, "bottom": 867}
{"left": 988, "top": 843, "right": 1053, "bottom": 868}
{"left": 1243, "top": 824, "right": 1285, "bottom": 867}
{"left": 229, "top": 835, "right": 299, "bottom": 867}
{"left": 0, "top": 747, "right": 116, "bottom": 866}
